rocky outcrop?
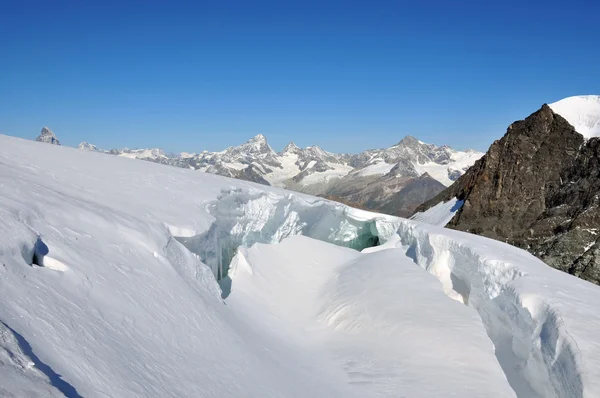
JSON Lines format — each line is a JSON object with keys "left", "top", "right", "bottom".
{"left": 35, "top": 127, "right": 60, "bottom": 145}
{"left": 415, "top": 104, "right": 600, "bottom": 284}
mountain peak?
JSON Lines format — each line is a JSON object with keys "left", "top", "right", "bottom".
{"left": 78, "top": 142, "right": 100, "bottom": 151}
{"left": 233, "top": 134, "right": 276, "bottom": 157}
{"left": 396, "top": 135, "right": 422, "bottom": 147}
{"left": 282, "top": 141, "right": 301, "bottom": 154}
{"left": 36, "top": 126, "right": 61, "bottom": 145}
{"left": 248, "top": 134, "right": 267, "bottom": 143}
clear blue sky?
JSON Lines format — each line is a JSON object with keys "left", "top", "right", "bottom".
{"left": 1, "top": 0, "right": 598, "bottom": 153}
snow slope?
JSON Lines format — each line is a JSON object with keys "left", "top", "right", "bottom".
{"left": 549, "top": 95, "right": 600, "bottom": 138}
{"left": 227, "top": 237, "right": 514, "bottom": 397}
{"left": 411, "top": 197, "right": 464, "bottom": 226}
{"left": 1, "top": 134, "right": 600, "bottom": 397}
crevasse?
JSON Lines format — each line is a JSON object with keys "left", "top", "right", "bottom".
{"left": 174, "top": 189, "right": 399, "bottom": 280}
{"left": 172, "top": 188, "right": 584, "bottom": 398}
{"left": 395, "top": 221, "right": 584, "bottom": 398}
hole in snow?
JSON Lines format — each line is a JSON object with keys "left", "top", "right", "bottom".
{"left": 24, "top": 237, "right": 49, "bottom": 267}
{"left": 173, "top": 189, "right": 391, "bottom": 297}
{"left": 21, "top": 237, "right": 67, "bottom": 271}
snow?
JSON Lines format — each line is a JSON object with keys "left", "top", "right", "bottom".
{"left": 549, "top": 95, "right": 600, "bottom": 138}
{"left": 262, "top": 152, "right": 301, "bottom": 186}
{"left": 411, "top": 197, "right": 464, "bottom": 226}
{"left": 413, "top": 149, "right": 483, "bottom": 186}
{"left": 117, "top": 148, "right": 167, "bottom": 160}
{"left": 297, "top": 163, "right": 354, "bottom": 186}
{"left": 227, "top": 237, "right": 515, "bottom": 397}
{"left": 353, "top": 161, "right": 395, "bottom": 176}
{"left": 1, "top": 134, "right": 600, "bottom": 397}
{"left": 222, "top": 161, "right": 247, "bottom": 170}
{"left": 263, "top": 153, "right": 353, "bottom": 188}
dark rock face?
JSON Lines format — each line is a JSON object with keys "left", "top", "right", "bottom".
{"left": 415, "top": 104, "right": 600, "bottom": 284}
{"left": 325, "top": 172, "right": 445, "bottom": 218}
{"left": 378, "top": 173, "right": 446, "bottom": 217}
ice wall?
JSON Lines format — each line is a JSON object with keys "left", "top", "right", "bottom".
{"left": 395, "top": 221, "right": 585, "bottom": 398}
{"left": 175, "top": 189, "right": 398, "bottom": 280}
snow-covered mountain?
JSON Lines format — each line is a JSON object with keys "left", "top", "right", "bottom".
{"left": 2, "top": 134, "right": 600, "bottom": 397}
{"left": 35, "top": 127, "right": 60, "bottom": 145}
{"left": 76, "top": 133, "right": 483, "bottom": 216}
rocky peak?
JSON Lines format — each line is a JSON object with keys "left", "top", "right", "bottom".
{"left": 396, "top": 135, "right": 422, "bottom": 147}
{"left": 36, "top": 127, "right": 61, "bottom": 145}
{"left": 414, "top": 101, "right": 600, "bottom": 284}
{"left": 78, "top": 142, "right": 100, "bottom": 151}
{"left": 282, "top": 141, "right": 302, "bottom": 155}
{"left": 234, "top": 134, "right": 275, "bottom": 157}
{"left": 248, "top": 133, "right": 267, "bottom": 144}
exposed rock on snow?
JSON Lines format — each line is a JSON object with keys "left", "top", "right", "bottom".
{"left": 415, "top": 98, "right": 600, "bottom": 285}
{"left": 35, "top": 127, "right": 60, "bottom": 145}
{"left": 77, "top": 141, "right": 102, "bottom": 152}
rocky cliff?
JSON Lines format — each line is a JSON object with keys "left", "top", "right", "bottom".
{"left": 415, "top": 102, "right": 600, "bottom": 284}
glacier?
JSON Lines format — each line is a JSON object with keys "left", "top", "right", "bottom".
{"left": 1, "top": 134, "right": 600, "bottom": 397}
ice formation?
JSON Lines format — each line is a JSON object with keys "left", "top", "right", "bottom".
{"left": 175, "top": 188, "right": 399, "bottom": 281}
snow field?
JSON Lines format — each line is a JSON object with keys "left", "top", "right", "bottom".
{"left": 1, "top": 135, "right": 600, "bottom": 397}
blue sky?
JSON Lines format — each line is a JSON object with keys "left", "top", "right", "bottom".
{"left": 1, "top": 0, "right": 598, "bottom": 153}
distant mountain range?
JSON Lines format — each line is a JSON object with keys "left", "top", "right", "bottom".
{"left": 33, "top": 128, "right": 483, "bottom": 216}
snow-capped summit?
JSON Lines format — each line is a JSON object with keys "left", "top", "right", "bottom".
{"left": 35, "top": 127, "right": 60, "bottom": 145}
{"left": 72, "top": 133, "right": 481, "bottom": 217}
{"left": 231, "top": 134, "right": 276, "bottom": 157}
{"left": 281, "top": 141, "right": 302, "bottom": 155}
{"left": 77, "top": 142, "right": 101, "bottom": 152}
{"left": 549, "top": 95, "right": 600, "bottom": 138}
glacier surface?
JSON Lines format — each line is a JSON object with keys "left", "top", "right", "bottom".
{"left": 1, "top": 135, "right": 600, "bottom": 397}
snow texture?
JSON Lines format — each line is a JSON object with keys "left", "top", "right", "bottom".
{"left": 1, "top": 134, "right": 600, "bottom": 397}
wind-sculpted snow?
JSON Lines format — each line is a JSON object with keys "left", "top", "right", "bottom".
{"left": 1, "top": 134, "right": 600, "bottom": 397}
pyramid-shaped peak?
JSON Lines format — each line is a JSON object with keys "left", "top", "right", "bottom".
{"left": 396, "top": 135, "right": 422, "bottom": 146}
{"left": 36, "top": 126, "right": 61, "bottom": 145}
{"left": 248, "top": 134, "right": 267, "bottom": 143}
{"left": 282, "top": 141, "right": 302, "bottom": 154}
{"left": 234, "top": 133, "right": 276, "bottom": 157}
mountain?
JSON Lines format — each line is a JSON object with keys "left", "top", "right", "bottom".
{"left": 75, "top": 133, "right": 482, "bottom": 216}
{"left": 414, "top": 95, "right": 600, "bottom": 285}
{"left": 2, "top": 134, "right": 600, "bottom": 397}
{"left": 35, "top": 127, "right": 60, "bottom": 145}
{"left": 77, "top": 141, "right": 102, "bottom": 151}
